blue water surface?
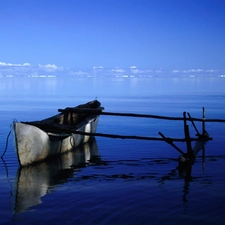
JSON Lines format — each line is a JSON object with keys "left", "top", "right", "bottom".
{"left": 0, "top": 76, "right": 225, "bottom": 225}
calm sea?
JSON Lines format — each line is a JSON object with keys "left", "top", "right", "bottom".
{"left": 0, "top": 75, "right": 225, "bottom": 225}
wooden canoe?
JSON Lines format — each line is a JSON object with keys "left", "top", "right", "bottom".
{"left": 12, "top": 100, "right": 104, "bottom": 166}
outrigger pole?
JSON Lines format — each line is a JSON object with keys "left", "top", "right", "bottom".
{"left": 59, "top": 107, "right": 217, "bottom": 165}
{"left": 71, "top": 130, "right": 204, "bottom": 143}
{"left": 58, "top": 108, "right": 225, "bottom": 123}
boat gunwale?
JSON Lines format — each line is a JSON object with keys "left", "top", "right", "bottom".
{"left": 19, "top": 100, "right": 103, "bottom": 134}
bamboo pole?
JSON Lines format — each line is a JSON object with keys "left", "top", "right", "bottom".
{"left": 71, "top": 130, "right": 205, "bottom": 142}
{"left": 158, "top": 132, "right": 185, "bottom": 156}
{"left": 58, "top": 108, "right": 225, "bottom": 122}
{"left": 187, "top": 112, "right": 200, "bottom": 136}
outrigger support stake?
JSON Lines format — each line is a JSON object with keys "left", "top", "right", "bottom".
{"left": 202, "top": 107, "right": 206, "bottom": 134}
{"left": 187, "top": 112, "right": 201, "bottom": 136}
{"left": 159, "top": 108, "right": 212, "bottom": 170}
{"left": 158, "top": 132, "right": 185, "bottom": 156}
{"left": 183, "top": 112, "right": 192, "bottom": 155}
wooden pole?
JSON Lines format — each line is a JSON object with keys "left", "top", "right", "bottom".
{"left": 183, "top": 112, "right": 192, "bottom": 155}
{"left": 58, "top": 108, "right": 186, "bottom": 120}
{"left": 202, "top": 107, "right": 206, "bottom": 165}
{"left": 158, "top": 132, "right": 185, "bottom": 156}
{"left": 58, "top": 108, "right": 225, "bottom": 122}
{"left": 187, "top": 112, "right": 200, "bottom": 136}
{"left": 202, "top": 107, "right": 205, "bottom": 134}
{"left": 71, "top": 130, "right": 202, "bottom": 142}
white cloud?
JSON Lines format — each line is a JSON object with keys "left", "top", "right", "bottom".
{"left": 195, "top": 69, "right": 203, "bottom": 72}
{"left": 111, "top": 69, "right": 125, "bottom": 73}
{"left": 46, "top": 64, "right": 58, "bottom": 69}
{"left": 93, "top": 66, "right": 103, "bottom": 69}
{"left": 182, "top": 69, "right": 204, "bottom": 73}
{"left": 130, "top": 68, "right": 152, "bottom": 74}
{"left": 171, "top": 69, "right": 180, "bottom": 73}
{"left": 70, "top": 70, "right": 90, "bottom": 76}
{"left": 131, "top": 69, "right": 144, "bottom": 74}
{"left": 205, "top": 69, "right": 218, "bottom": 72}
{"left": 0, "top": 61, "right": 30, "bottom": 67}
{"left": 170, "top": 69, "right": 222, "bottom": 75}
{"left": 0, "top": 62, "right": 11, "bottom": 66}
{"left": 22, "top": 62, "right": 31, "bottom": 66}
{"left": 0, "top": 61, "right": 223, "bottom": 78}
{"left": 39, "top": 64, "right": 58, "bottom": 69}
{"left": 0, "top": 61, "right": 65, "bottom": 77}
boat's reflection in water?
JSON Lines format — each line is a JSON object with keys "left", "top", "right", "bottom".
{"left": 13, "top": 138, "right": 99, "bottom": 214}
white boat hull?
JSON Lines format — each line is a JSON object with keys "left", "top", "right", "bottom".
{"left": 12, "top": 116, "right": 99, "bottom": 166}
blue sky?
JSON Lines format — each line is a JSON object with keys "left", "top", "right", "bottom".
{"left": 0, "top": 0, "right": 225, "bottom": 76}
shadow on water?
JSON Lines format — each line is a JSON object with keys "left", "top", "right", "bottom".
{"left": 11, "top": 138, "right": 101, "bottom": 215}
